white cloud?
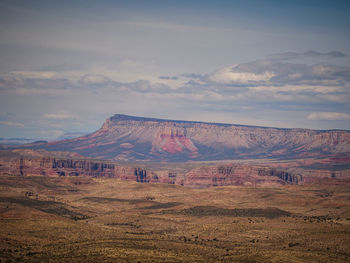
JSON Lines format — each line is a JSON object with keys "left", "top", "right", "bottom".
{"left": 0, "top": 121, "right": 24, "bottom": 127}
{"left": 43, "top": 113, "right": 75, "bottom": 120}
{"left": 307, "top": 112, "right": 350, "bottom": 121}
{"left": 1, "top": 53, "right": 350, "bottom": 138}
{"left": 288, "top": 73, "right": 302, "bottom": 80}
{"left": 80, "top": 74, "right": 111, "bottom": 85}
{"left": 209, "top": 65, "right": 274, "bottom": 84}
{"left": 14, "top": 87, "right": 69, "bottom": 96}
{"left": 252, "top": 84, "right": 345, "bottom": 94}
{"left": 311, "top": 64, "right": 337, "bottom": 76}
{"left": 11, "top": 71, "right": 59, "bottom": 79}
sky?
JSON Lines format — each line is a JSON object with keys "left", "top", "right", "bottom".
{"left": 0, "top": 0, "right": 350, "bottom": 140}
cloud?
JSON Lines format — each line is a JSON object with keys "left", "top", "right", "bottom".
{"left": 207, "top": 59, "right": 350, "bottom": 87}
{"left": 37, "top": 63, "right": 88, "bottom": 72}
{"left": 159, "top": 76, "right": 178, "bottom": 80}
{"left": 310, "top": 64, "right": 350, "bottom": 80}
{"left": 0, "top": 72, "right": 75, "bottom": 96}
{"left": 182, "top": 73, "right": 203, "bottom": 79}
{"left": 0, "top": 121, "right": 24, "bottom": 127}
{"left": 311, "top": 64, "right": 339, "bottom": 76}
{"left": 10, "top": 71, "right": 59, "bottom": 79}
{"left": 271, "top": 50, "right": 347, "bottom": 60}
{"left": 14, "top": 87, "right": 70, "bottom": 96}
{"left": 252, "top": 84, "right": 345, "bottom": 94}
{"left": 307, "top": 112, "right": 350, "bottom": 121}
{"left": 1, "top": 55, "right": 349, "bottom": 106}
{"left": 43, "top": 113, "right": 75, "bottom": 120}
{"left": 209, "top": 65, "right": 274, "bottom": 84}
{"left": 304, "top": 51, "right": 347, "bottom": 58}
{"left": 79, "top": 74, "right": 112, "bottom": 85}
{"left": 1, "top": 51, "right": 350, "bottom": 136}
{"left": 4, "top": 61, "right": 348, "bottom": 107}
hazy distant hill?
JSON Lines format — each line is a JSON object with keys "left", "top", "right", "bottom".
{"left": 0, "top": 137, "right": 37, "bottom": 146}
{"left": 56, "top": 132, "right": 87, "bottom": 141}
{"left": 26, "top": 114, "right": 350, "bottom": 162}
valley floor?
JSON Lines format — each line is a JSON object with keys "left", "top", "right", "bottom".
{"left": 0, "top": 175, "right": 350, "bottom": 262}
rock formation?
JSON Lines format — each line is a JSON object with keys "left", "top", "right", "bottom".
{"left": 2, "top": 114, "right": 349, "bottom": 188}
{"left": 1, "top": 150, "right": 349, "bottom": 188}
{"left": 22, "top": 114, "right": 350, "bottom": 162}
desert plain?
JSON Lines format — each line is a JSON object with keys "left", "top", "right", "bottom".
{"left": 1, "top": 172, "right": 349, "bottom": 263}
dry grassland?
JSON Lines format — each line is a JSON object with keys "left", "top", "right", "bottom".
{"left": 0, "top": 175, "right": 349, "bottom": 262}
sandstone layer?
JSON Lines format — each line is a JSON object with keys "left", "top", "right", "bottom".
{"left": 24, "top": 114, "right": 350, "bottom": 162}
{"left": 1, "top": 150, "right": 349, "bottom": 188}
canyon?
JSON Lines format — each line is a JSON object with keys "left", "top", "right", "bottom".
{"left": 1, "top": 114, "right": 349, "bottom": 188}
{"left": 1, "top": 149, "right": 349, "bottom": 188}
{"left": 1, "top": 115, "right": 350, "bottom": 262}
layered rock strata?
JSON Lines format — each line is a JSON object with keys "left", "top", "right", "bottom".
{"left": 2, "top": 153, "right": 349, "bottom": 188}
{"left": 25, "top": 114, "right": 350, "bottom": 162}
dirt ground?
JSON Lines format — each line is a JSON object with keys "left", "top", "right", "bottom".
{"left": 1, "top": 175, "right": 349, "bottom": 262}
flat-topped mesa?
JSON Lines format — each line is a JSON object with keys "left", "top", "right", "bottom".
{"left": 107, "top": 114, "right": 240, "bottom": 129}
{"left": 26, "top": 114, "right": 350, "bottom": 162}
{"left": 109, "top": 114, "right": 167, "bottom": 123}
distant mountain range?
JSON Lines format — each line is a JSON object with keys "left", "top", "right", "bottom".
{"left": 23, "top": 114, "right": 350, "bottom": 162}
{"left": 0, "top": 132, "right": 86, "bottom": 147}
{"left": 56, "top": 132, "right": 87, "bottom": 141}
{"left": 0, "top": 137, "right": 38, "bottom": 146}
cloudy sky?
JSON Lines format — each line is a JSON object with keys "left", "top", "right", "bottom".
{"left": 1, "top": 0, "right": 350, "bottom": 140}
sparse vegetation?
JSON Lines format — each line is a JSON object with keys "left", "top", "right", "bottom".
{"left": 143, "top": 202, "right": 181, "bottom": 210}
{"left": 177, "top": 206, "right": 290, "bottom": 218}
{"left": 1, "top": 175, "right": 350, "bottom": 262}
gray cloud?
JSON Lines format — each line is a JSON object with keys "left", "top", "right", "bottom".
{"left": 0, "top": 121, "right": 24, "bottom": 127}
{"left": 43, "top": 112, "right": 76, "bottom": 120}
{"left": 1, "top": 52, "right": 350, "bottom": 140}
{"left": 182, "top": 73, "right": 203, "bottom": 79}
{"left": 206, "top": 60, "right": 350, "bottom": 87}
{"left": 271, "top": 50, "right": 347, "bottom": 60}
{"left": 304, "top": 51, "right": 347, "bottom": 58}
{"left": 2, "top": 57, "right": 349, "bottom": 105}
{"left": 159, "top": 76, "right": 178, "bottom": 80}
{"left": 307, "top": 112, "right": 350, "bottom": 121}
{"left": 36, "top": 63, "right": 88, "bottom": 73}
{"left": 79, "top": 74, "right": 113, "bottom": 86}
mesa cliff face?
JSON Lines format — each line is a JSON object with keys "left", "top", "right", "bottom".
{"left": 28, "top": 114, "right": 350, "bottom": 162}
{"left": 0, "top": 153, "right": 299, "bottom": 188}
{"left": 1, "top": 152, "right": 350, "bottom": 188}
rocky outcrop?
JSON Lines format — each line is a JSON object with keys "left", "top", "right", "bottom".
{"left": 181, "top": 164, "right": 303, "bottom": 188}
{"left": 134, "top": 168, "right": 149, "bottom": 183}
{"left": 1, "top": 150, "right": 349, "bottom": 188}
{"left": 0, "top": 151, "right": 166, "bottom": 185}
{"left": 24, "top": 114, "right": 350, "bottom": 162}
{"left": 0, "top": 156, "right": 117, "bottom": 178}
{"left": 151, "top": 126, "right": 198, "bottom": 158}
